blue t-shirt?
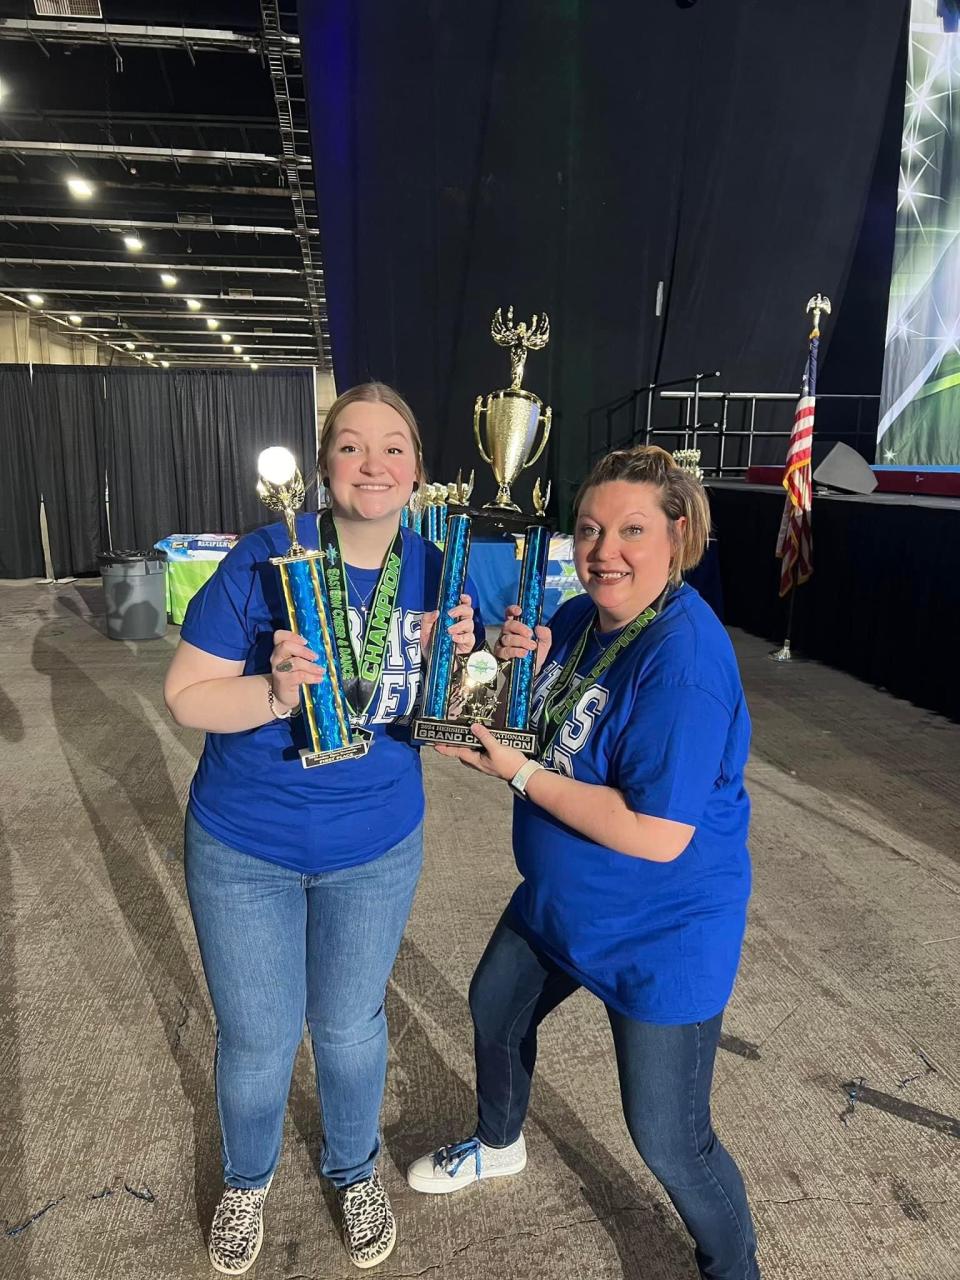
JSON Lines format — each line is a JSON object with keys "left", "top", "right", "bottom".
{"left": 510, "top": 584, "right": 752, "bottom": 1024}
{"left": 181, "top": 513, "right": 484, "bottom": 873}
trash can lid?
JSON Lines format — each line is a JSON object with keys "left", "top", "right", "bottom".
{"left": 97, "top": 549, "right": 167, "bottom": 565}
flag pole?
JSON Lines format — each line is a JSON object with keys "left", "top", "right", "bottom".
{"left": 770, "top": 292, "right": 830, "bottom": 662}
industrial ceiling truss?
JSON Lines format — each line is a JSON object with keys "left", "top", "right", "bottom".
{"left": 0, "top": 0, "right": 330, "bottom": 370}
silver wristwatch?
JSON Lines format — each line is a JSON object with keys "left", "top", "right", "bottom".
{"left": 509, "top": 759, "right": 546, "bottom": 798}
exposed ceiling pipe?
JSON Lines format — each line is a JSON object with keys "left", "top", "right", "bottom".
{"left": 0, "top": 257, "right": 301, "bottom": 275}
{"left": 3, "top": 287, "right": 308, "bottom": 301}
{"left": 0, "top": 140, "right": 312, "bottom": 168}
{"left": 0, "top": 18, "right": 299, "bottom": 53}
{"left": 3, "top": 215, "right": 303, "bottom": 236}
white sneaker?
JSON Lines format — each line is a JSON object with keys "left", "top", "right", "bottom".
{"left": 406, "top": 1133, "right": 526, "bottom": 1194}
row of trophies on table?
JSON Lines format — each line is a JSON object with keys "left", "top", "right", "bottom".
{"left": 399, "top": 474, "right": 475, "bottom": 544}
{"left": 257, "top": 306, "right": 556, "bottom": 769}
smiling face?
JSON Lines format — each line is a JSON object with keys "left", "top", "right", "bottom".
{"left": 323, "top": 400, "right": 419, "bottom": 524}
{"left": 574, "top": 480, "right": 684, "bottom": 630}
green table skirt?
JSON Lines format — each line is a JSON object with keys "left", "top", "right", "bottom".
{"left": 165, "top": 560, "right": 221, "bottom": 625}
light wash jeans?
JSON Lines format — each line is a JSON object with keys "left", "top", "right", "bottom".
{"left": 185, "top": 809, "right": 423, "bottom": 1189}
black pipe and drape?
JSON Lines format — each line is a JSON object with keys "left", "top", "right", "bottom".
{"left": 0, "top": 366, "right": 317, "bottom": 580}
{"left": 300, "top": 0, "right": 909, "bottom": 516}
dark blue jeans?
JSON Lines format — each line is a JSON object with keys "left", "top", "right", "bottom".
{"left": 470, "top": 912, "right": 760, "bottom": 1280}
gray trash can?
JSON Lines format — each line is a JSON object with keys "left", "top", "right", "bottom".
{"left": 98, "top": 550, "right": 168, "bottom": 641}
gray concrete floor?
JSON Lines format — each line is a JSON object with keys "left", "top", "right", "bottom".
{"left": 1, "top": 579, "right": 958, "bottom": 1280}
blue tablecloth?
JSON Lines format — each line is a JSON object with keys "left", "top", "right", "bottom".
{"left": 468, "top": 537, "right": 723, "bottom": 624}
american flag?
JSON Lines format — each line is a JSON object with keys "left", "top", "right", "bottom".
{"left": 775, "top": 327, "right": 818, "bottom": 596}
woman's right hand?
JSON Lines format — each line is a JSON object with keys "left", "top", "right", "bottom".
{"left": 270, "top": 629, "right": 325, "bottom": 710}
{"left": 493, "top": 606, "right": 552, "bottom": 674}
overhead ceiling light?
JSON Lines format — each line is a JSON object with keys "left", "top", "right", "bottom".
{"left": 160, "top": 272, "right": 178, "bottom": 287}
{"left": 0, "top": 78, "right": 6, "bottom": 105}
{"left": 125, "top": 341, "right": 135, "bottom": 350}
{"left": 68, "top": 314, "right": 83, "bottom": 325}
{"left": 186, "top": 297, "right": 202, "bottom": 311}
{"left": 242, "top": 355, "right": 250, "bottom": 362}
{"left": 233, "top": 345, "right": 243, "bottom": 354}
{"left": 206, "top": 317, "right": 219, "bottom": 329}
{"left": 27, "top": 293, "right": 44, "bottom": 306}
{"left": 67, "top": 176, "right": 94, "bottom": 199}
{"left": 160, "top": 361, "right": 170, "bottom": 368}
{"left": 124, "top": 235, "right": 144, "bottom": 252}
{"left": 144, "top": 351, "right": 155, "bottom": 360}
{"left": 221, "top": 333, "right": 232, "bottom": 343}
{"left": 250, "top": 363, "right": 259, "bottom": 371}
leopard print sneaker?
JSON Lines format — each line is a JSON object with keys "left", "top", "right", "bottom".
{"left": 338, "top": 1166, "right": 396, "bottom": 1270}
{"left": 208, "top": 1178, "right": 273, "bottom": 1275}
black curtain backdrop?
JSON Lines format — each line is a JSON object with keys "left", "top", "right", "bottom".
{"left": 0, "top": 368, "right": 43, "bottom": 579}
{"left": 0, "top": 366, "right": 316, "bottom": 578}
{"left": 300, "top": 0, "right": 909, "bottom": 517}
{"left": 707, "top": 484, "right": 960, "bottom": 723}
{"left": 32, "top": 366, "right": 110, "bottom": 578}
{"left": 171, "top": 367, "right": 319, "bottom": 537}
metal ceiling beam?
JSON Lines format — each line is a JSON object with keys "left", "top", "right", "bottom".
{"left": 0, "top": 140, "right": 312, "bottom": 169}
{"left": 1, "top": 175, "right": 298, "bottom": 198}
{"left": 122, "top": 339, "right": 315, "bottom": 349}
{"left": 0, "top": 19, "right": 299, "bottom": 54}
{"left": 3, "top": 287, "right": 308, "bottom": 302}
{"left": 2, "top": 215, "right": 305, "bottom": 236}
{"left": 262, "top": 0, "right": 326, "bottom": 368}
{"left": 41, "top": 310, "right": 313, "bottom": 322}
{"left": 0, "top": 257, "right": 301, "bottom": 275}
{"left": 0, "top": 290, "right": 136, "bottom": 364}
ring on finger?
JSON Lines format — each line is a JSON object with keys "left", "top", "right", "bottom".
{"left": 275, "top": 660, "right": 294, "bottom": 673}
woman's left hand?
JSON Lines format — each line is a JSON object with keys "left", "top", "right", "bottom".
{"left": 420, "top": 593, "right": 476, "bottom": 658}
{"left": 436, "top": 721, "right": 527, "bottom": 781}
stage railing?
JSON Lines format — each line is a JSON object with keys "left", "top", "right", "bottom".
{"left": 585, "top": 379, "right": 880, "bottom": 477}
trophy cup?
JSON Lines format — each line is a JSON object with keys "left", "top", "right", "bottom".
{"left": 474, "top": 307, "right": 552, "bottom": 511}
{"left": 257, "top": 446, "right": 372, "bottom": 768}
{"left": 412, "top": 307, "right": 554, "bottom": 755}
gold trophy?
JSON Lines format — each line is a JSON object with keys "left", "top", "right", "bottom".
{"left": 474, "top": 307, "right": 553, "bottom": 511}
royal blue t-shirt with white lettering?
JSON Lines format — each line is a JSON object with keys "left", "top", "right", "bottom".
{"left": 511, "top": 583, "right": 752, "bottom": 1024}
{"left": 180, "top": 513, "right": 484, "bottom": 874}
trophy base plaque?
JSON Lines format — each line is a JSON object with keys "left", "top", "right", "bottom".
{"left": 412, "top": 717, "right": 536, "bottom": 755}
{"left": 299, "top": 728, "right": 373, "bottom": 769}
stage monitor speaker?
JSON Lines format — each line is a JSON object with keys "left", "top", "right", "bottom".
{"left": 812, "top": 442, "right": 877, "bottom": 495}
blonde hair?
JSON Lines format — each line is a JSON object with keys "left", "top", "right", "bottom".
{"left": 573, "top": 445, "right": 710, "bottom": 586}
{"left": 318, "top": 382, "right": 426, "bottom": 486}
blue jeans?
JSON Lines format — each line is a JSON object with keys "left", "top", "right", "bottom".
{"left": 184, "top": 810, "right": 423, "bottom": 1190}
{"left": 470, "top": 912, "right": 760, "bottom": 1280}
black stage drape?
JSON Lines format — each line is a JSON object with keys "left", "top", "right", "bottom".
{"left": 0, "top": 366, "right": 317, "bottom": 578}
{"left": 300, "top": 0, "right": 908, "bottom": 517}
{"left": 0, "top": 368, "right": 44, "bottom": 579}
{"left": 32, "top": 367, "right": 110, "bottom": 578}
{"left": 707, "top": 484, "right": 960, "bottom": 723}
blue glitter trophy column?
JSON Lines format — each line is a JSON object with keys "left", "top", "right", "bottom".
{"left": 257, "top": 447, "right": 371, "bottom": 768}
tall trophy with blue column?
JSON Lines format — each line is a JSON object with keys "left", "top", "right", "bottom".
{"left": 412, "top": 306, "right": 553, "bottom": 755}
{"left": 256, "top": 446, "right": 372, "bottom": 768}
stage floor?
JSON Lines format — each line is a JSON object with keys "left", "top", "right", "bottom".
{"left": 1, "top": 579, "right": 958, "bottom": 1280}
